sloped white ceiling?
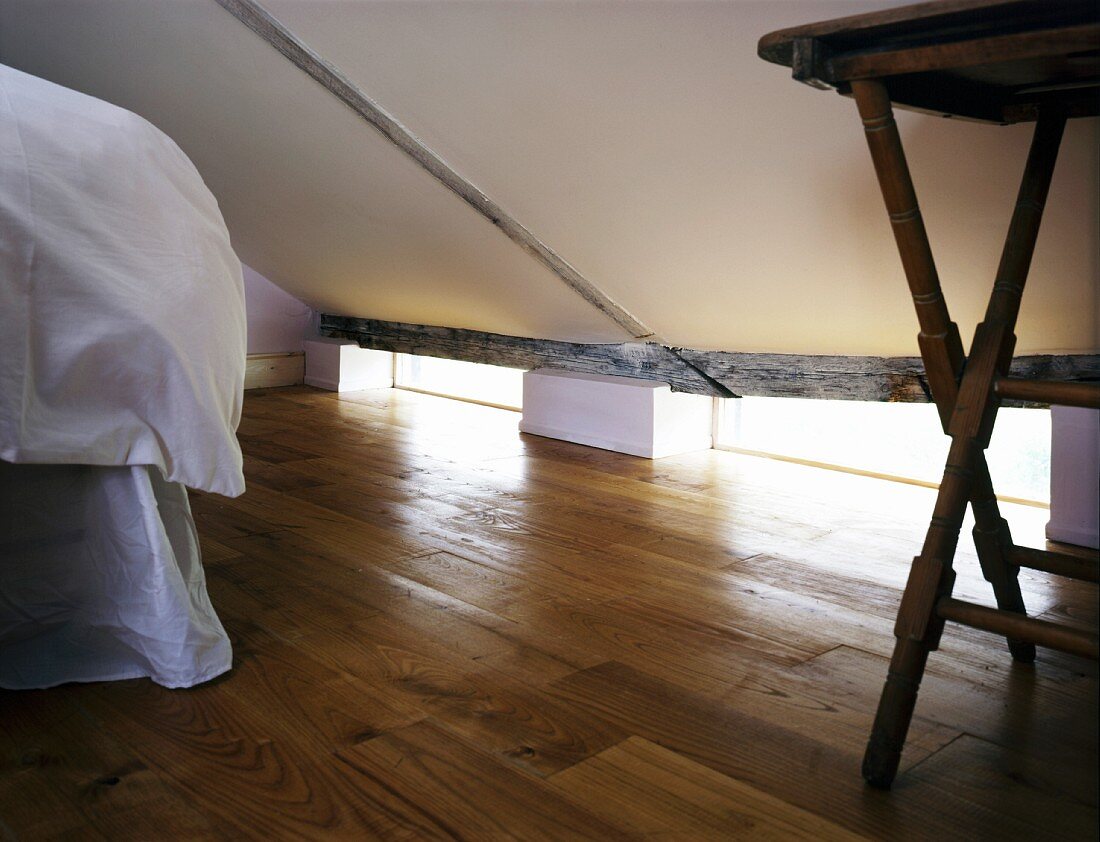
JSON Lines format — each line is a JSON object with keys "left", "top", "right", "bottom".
{"left": 1, "top": 0, "right": 1097, "bottom": 354}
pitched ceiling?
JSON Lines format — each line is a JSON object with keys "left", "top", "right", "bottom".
{"left": 1, "top": 0, "right": 1096, "bottom": 354}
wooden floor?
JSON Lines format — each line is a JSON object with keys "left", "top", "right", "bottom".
{"left": 1, "top": 386, "right": 1096, "bottom": 840}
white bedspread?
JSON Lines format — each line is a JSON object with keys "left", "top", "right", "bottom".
{"left": 0, "top": 63, "right": 246, "bottom": 497}
{"left": 0, "top": 65, "right": 245, "bottom": 689}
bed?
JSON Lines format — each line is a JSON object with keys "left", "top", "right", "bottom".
{"left": 0, "top": 63, "right": 246, "bottom": 689}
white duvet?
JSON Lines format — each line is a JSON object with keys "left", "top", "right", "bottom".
{"left": 0, "top": 63, "right": 246, "bottom": 496}
{"left": 0, "top": 64, "right": 245, "bottom": 689}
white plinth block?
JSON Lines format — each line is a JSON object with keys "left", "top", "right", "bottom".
{"left": 304, "top": 339, "right": 393, "bottom": 392}
{"left": 519, "top": 368, "right": 713, "bottom": 459}
{"left": 1047, "top": 405, "right": 1099, "bottom": 549}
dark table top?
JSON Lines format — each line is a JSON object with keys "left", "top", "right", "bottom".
{"left": 758, "top": 0, "right": 1100, "bottom": 123}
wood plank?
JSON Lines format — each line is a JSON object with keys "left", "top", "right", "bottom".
{"left": 298, "top": 617, "right": 628, "bottom": 777}
{"left": 0, "top": 689, "right": 225, "bottom": 840}
{"left": 189, "top": 490, "right": 283, "bottom": 542}
{"left": 335, "top": 720, "right": 631, "bottom": 839}
{"left": 903, "top": 733, "right": 1097, "bottom": 834}
{"left": 236, "top": 413, "right": 296, "bottom": 438}
{"left": 77, "top": 682, "right": 437, "bottom": 840}
{"left": 211, "top": 549, "right": 569, "bottom": 699}
{"left": 505, "top": 589, "right": 817, "bottom": 680}
{"left": 792, "top": 645, "right": 1098, "bottom": 772}
{"left": 321, "top": 315, "right": 732, "bottom": 397}
{"left": 215, "top": 621, "right": 427, "bottom": 751}
{"left": 704, "top": 659, "right": 958, "bottom": 775}
{"left": 271, "top": 446, "right": 1068, "bottom": 689}
{"left": 284, "top": 455, "right": 541, "bottom": 514}
{"left": 381, "top": 551, "right": 561, "bottom": 618}
{"left": 602, "top": 574, "right": 1061, "bottom": 690}
{"left": 688, "top": 348, "right": 1100, "bottom": 404}
{"left": 282, "top": 469, "right": 498, "bottom": 523}
{"left": 727, "top": 551, "right": 1065, "bottom": 638}
{"left": 4, "top": 386, "right": 1095, "bottom": 836}
{"left": 244, "top": 352, "right": 304, "bottom": 390}
{"left": 242, "top": 455, "right": 333, "bottom": 493}
{"left": 550, "top": 736, "right": 865, "bottom": 840}
{"left": 281, "top": 485, "right": 621, "bottom": 605}
{"left": 216, "top": 541, "right": 581, "bottom": 686}
{"left": 238, "top": 434, "right": 325, "bottom": 464}
{"left": 441, "top": 533, "right": 862, "bottom": 664}
{"left": 216, "top": 483, "right": 437, "bottom": 564}
{"left": 501, "top": 496, "right": 829, "bottom": 567}
{"left": 1037, "top": 596, "right": 1100, "bottom": 633}
{"left": 207, "top": 558, "right": 347, "bottom": 641}
{"left": 197, "top": 534, "right": 243, "bottom": 566}
{"left": 220, "top": 533, "right": 612, "bottom": 734}
{"left": 474, "top": 595, "right": 958, "bottom": 771}
{"left": 214, "top": 0, "right": 654, "bottom": 342}
{"left": 215, "top": 534, "right": 441, "bottom": 631}
{"left": 320, "top": 314, "right": 1100, "bottom": 401}
{"left": 548, "top": 660, "right": 1049, "bottom": 839}
{"left": 486, "top": 450, "right": 920, "bottom": 557}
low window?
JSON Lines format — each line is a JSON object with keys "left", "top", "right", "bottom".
{"left": 394, "top": 354, "right": 524, "bottom": 410}
{"left": 714, "top": 396, "right": 1050, "bottom": 504}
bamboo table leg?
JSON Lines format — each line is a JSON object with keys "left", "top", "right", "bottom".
{"left": 850, "top": 78, "right": 1066, "bottom": 789}
{"left": 852, "top": 80, "right": 1034, "bottom": 659}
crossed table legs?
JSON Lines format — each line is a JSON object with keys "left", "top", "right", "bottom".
{"left": 848, "top": 79, "right": 1099, "bottom": 789}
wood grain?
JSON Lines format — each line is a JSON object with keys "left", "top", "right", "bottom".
{"left": 244, "top": 352, "right": 305, "bottom": 391}
{"left": 76, "top": 681, "right": 417, "bottom": 839}
{"left": 0, "top": 690, "right": 225, "bottom": 840}
{"left": 793, "top": 645, "right": 1098, "bottom": 773}
{"left": 1, "top": 385, "right": 1094, "bottom": 838}
{"left": 320, "top": 313, "right": 1100, "bottom": 401}
{"left": 335, "top": 720, "right": 632, "bottom": 840}
{"left": 551, "top": 736, "right": 865, "bottom": 840}
{"left": 548, "top": 660, "right": 1046, "bottom": 839}
{"left": 300, "top": 614, "right": 627, "bottom": 777}
{"left": 320, "top": 314, "right": 733, "bottom": 397}
{"left": 757, "top": 0, "right": 1100, "bottom": 123}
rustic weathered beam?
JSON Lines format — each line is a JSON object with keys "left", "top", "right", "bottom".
{"left": 214, "top": 0, "right": 655, "bottom": 341}
{"left": 320, "top": 315, "right": 1100, "bottom": 403}
{"left": 320, "top": 316, "right": 733, "bottom": 398}
{"left": 682, "top": 348, "right": 1100, "bottom": 402}
{"left": 679, "top": 349, "right": 932, "bottom": 402}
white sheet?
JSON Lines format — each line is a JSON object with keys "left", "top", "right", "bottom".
{"left": 0, "top": 65, "right": 244, "bottom": 689}
{"left": 0, "top": 462, "right": 231, "bottom": 689}
{"left": 0, "top": 63, "right": 246, "bottom": 497}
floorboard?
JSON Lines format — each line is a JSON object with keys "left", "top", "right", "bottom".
{"left": 1, "top": 385, "right": 1095, "bottom": 840}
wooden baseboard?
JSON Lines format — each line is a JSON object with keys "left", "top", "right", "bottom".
{"left": 244, "top": 352, "right": 305, "bottom": 390}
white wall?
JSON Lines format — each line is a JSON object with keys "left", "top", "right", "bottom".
{"left": 1, "top": 0, "right": 1095, "bottom": 355}
{"left": 1048, "top": 407, "right": 1100, "bottom": 549}
{"left": 242, "top": 264, "right": 312, "bottom": 355}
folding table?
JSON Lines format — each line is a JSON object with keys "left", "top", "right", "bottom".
{"left": 759, "top": 0, "right": 1100, "bottom": 789}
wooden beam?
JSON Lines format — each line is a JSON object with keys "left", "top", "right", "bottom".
{"left": 319, "top": 315, "right": 1100, "bottom": 403}
{"left": 214, "top": 0, "right": 655, "bottom": 341}
{"left": 320, "top": 316, "right": 733, "bottom": 398}
{"left": 682, "top": 348, "right": 1100, "bottom": 402}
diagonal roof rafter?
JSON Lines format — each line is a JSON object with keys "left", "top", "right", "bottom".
{"left": 215, "top": 0, "right": 659, "bottom": 343}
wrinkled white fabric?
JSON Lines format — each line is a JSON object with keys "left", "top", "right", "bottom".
{"left": 0, "top": 462, "right": 232, "bottom": 690}
{"left": 0, "top": 63, "right": 246, "bottom": 497}
{"left": 0, "top": 64, "right": 243, "bottom": 688}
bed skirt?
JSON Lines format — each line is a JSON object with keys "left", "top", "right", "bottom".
{"left": 0, "top": 461, "right": 231, "bottom": 689}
